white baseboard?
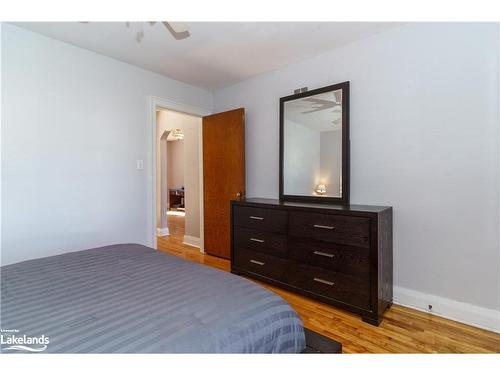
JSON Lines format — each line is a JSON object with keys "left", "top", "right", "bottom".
{"left": 394, "top": 286, "right": 500, "bottom": 333}
{"left": 183, "top": 235, "right": 201, "bottom": 248}
{"left": 156, "top": 227, "right": 169, "bottom": 236}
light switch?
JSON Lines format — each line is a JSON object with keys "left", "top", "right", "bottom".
{"left": 136, "top": 159, "right": 144, "bottom": 170}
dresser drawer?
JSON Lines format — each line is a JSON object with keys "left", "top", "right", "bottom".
{"left": 289, "top": 211, "right": 370, "bottom": 248}
{"left": 287, "top": 262, "right": 370, "bottom": 309}
{"left": 234, "top": 206, "right": 287, "bottom": 234}
{"left": 234, "top": 248, "right": 288, "bottom": 281}
{"left": 234, "top": 227, "right": 287, "bottom": 258}
{"left": 289, "top": 238, "right": 369, "bottom": 276}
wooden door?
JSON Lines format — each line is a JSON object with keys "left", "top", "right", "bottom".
{"left": 203, "top": 108, "right": 245, "bottom": 259}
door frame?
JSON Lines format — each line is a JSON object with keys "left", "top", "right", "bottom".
{"left": 147, "top": 96, "right": 211, "bottom": 252}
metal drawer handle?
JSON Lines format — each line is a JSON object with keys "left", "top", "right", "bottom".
{"left": 313, "top": 224, "right": 335, "bottom": 230}
{"left": 250, "top": 259, "right": 265, "bottom": 266}
{"left": 313, "top": 277, "right": 335, "bottom": 286}
{"left": 313, "top": 251, "right": 335, "bottom": 258}
{"left": 249, "top": 216, "right": 264, "bottom": 220}
{"left": 250, "top": 238, "right": 265, "bottom": 243}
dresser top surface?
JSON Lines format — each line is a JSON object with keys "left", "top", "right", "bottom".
{"left": 232, "top": 197, "right": 391, "bottom": 213}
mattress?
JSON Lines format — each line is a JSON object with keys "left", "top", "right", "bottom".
{"left": 0, "top": 244, "right": 305, "bottom": 353}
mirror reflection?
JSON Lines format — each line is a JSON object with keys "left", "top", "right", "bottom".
{"left": 283, "top": 89, "right": 343, "bottom": 198}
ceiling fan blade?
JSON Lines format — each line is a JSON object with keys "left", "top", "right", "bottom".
{"left": 303, "top": 98, "right": 336, "bottom": 105}
{"left": 162, "top": 22, "right": 190, "bottom": 40}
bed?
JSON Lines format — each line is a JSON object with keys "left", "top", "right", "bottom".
{"left": 0, "top": 244, "right": 305, "bottom": 353}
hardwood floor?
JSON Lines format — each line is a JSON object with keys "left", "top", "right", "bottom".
{"left": 157, "top": 224, "right": 500, "bottom": 353}
{"left": 165, "top": 211, "right": 185, "bottom": 237}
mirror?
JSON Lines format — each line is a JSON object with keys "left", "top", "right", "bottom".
{"left": 279, "top": 82, "right": 349, "bottom": 204}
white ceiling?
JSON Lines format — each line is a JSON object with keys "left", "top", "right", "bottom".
{"left": 14, "top": 22, "right": 401, "bottom": 90}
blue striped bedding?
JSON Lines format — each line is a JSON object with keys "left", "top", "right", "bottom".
{"left": 0, "top": 244, "right": 305, "bottom": 353}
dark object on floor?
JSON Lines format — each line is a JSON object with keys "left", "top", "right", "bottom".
{"left": 303, "top": 328, "right": 342, "bottom": 353}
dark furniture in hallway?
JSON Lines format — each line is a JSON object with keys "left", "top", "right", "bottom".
{"left": 168, "top": 188, "right": 184, "bottom": 210}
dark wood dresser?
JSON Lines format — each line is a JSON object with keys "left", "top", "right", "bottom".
{"left": 230, "top": 198, "right": 393, "bottom": 325}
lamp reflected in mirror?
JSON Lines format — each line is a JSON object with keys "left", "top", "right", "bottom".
{"left": 314, "top": 184, "right": 327, "bottom": 195}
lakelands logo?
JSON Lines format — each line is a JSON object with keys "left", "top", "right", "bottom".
{"left": 1, "top": 329, "right": 49, "bottom": 352}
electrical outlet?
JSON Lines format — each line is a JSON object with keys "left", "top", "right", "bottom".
{"left": 136, "top": 159, "right": 144, "bottom": 170}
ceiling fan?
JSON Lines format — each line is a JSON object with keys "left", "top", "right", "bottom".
{"left": 132, "top": 21, "right": 191, "bottom": 41}
{"left": 80, "top": 21, "right": 191, "bottom": 41}
{"left": 301, "top": 98, "right": 341, "bottom": 114}
{"left": 300, "top": 91, "right": 342, "bottom": 114}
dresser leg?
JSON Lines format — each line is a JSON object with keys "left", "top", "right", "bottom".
{"left": 362, "top": 315, "right": 382, "bottom": 326}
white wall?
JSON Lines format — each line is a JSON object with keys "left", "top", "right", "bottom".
{"left": 283, "top": 119, "right": 320, "bottom": 195}
{"left": 320, "top": 130, "right": 342, "bottom": 196}
{"left": 156, "top": 109, "right": 202, "bottom": 239}
{"left": 167, "top": 140, "right": 184, "bottom": 190}
{"left": 158, "top": 131, "right": 169, "bottom": 230}
{"left": 1, "top": 23, "right": 212, "bottom": 265}
{"left": 214, "top": 23, "right": 500, "bottom": 331}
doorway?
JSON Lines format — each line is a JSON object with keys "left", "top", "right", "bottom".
{"left": 148, "top": 97, "right": 245, "bottom": 259}
{"left": 156, "top": 108, "right": 203, "bottom": 249}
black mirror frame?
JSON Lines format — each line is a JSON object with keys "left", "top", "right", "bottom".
{"left": 279, "top": 81, "right": 350, "bottom": 205}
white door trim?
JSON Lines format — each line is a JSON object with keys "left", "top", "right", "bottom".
{"left": 183, "top": 235, "right": 201, "bottom": 249}
{"left": 147, "top": 96, "right": 211, "bottom": 252}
